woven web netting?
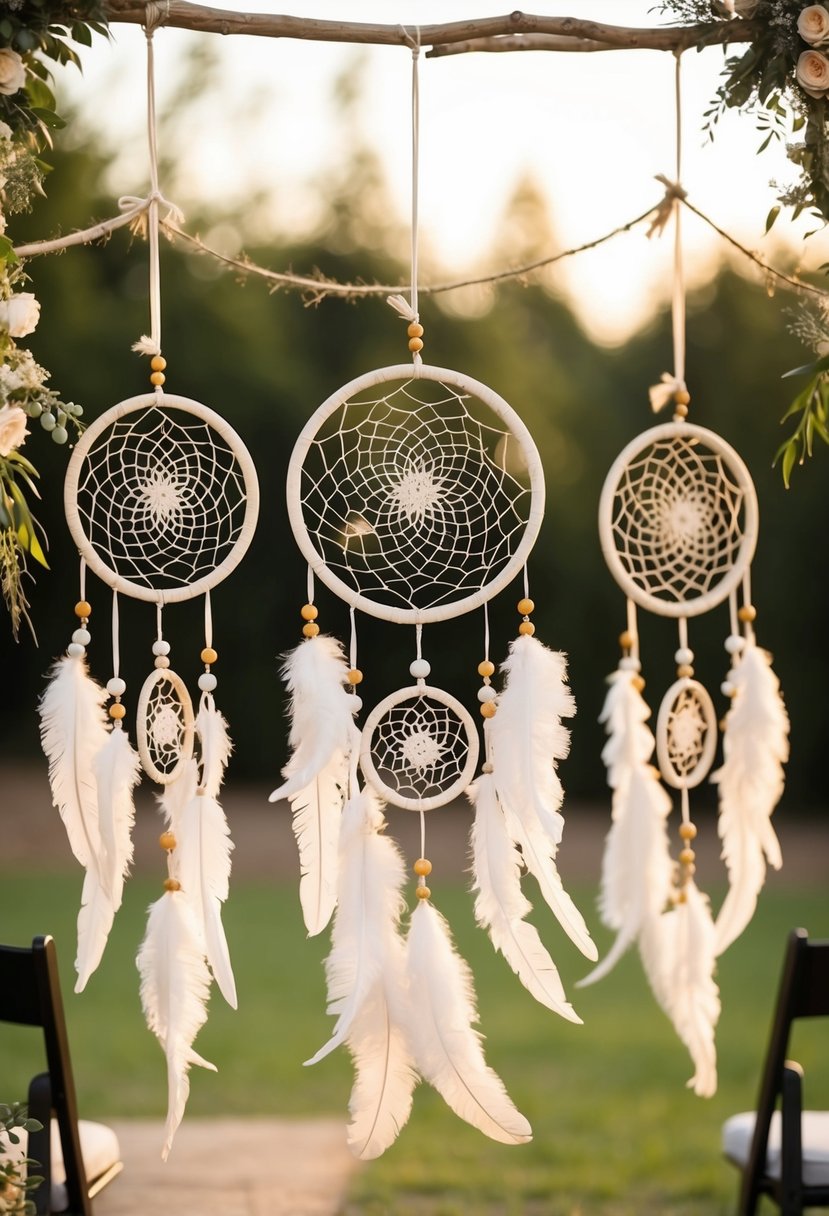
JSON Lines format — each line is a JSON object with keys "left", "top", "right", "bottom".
{"left": 138, "top": 671, "right": 193, "bottom": 784}
{"left": 69, "top": 405, "right": 250, "bottom": 595}
{"left": 658, "top": 681, "right": 716, "bottom": 789}
{"left": 293, "top": 376, "right": 536, "bottom": 617}
{"left": 362, "top": 690, "right": 476, "bottom": 809}
{"left": 606, "top": 434, "right": 750, "bottom": 609}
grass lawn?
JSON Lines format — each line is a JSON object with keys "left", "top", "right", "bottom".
{"left": 1, "top": 869, "right": 827, "bottom": 1215}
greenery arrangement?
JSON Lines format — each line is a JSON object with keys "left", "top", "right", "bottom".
{"left": 0, "top": 1103, "right": 42, "bottom": 1216}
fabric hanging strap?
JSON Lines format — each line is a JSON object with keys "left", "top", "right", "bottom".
{"left": 387, "top": 25, "right": 423, "bottom": 371}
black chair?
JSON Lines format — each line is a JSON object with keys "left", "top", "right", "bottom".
{"left": 722, "top": 927, "right": 829, "bottom": 1216}
{"left": 0, "top": 935, "right": 122, "bottom": 1215}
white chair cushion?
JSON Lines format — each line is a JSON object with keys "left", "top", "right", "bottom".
{"left": 723, "top": 1110, "right": 829, "bottom": 1187}
{"left": 0, "top": 1117, "right": 121, "bottom": 1211}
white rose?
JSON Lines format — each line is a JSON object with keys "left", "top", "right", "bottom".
{"left": 797, "top": 48, "right": 829, "bottom": 95}
{"left": 798, "top": 4, "right": 829, "bottom": 44}
{"left": 0, "top": 50, "right": 26, "bottom": 97}
{"left": 0, "top": 403, "right": 29, "bottom": 456}
{"left": 0, "top": 293, "right": 40, "bottom": 338}
{"left": 0, "top": 121, "right": 12, "bottom": 141}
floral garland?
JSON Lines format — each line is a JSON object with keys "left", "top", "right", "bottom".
{"left": 0, "top": 4, "right": 107, "bottom": 638}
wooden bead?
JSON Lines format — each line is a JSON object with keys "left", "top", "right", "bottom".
{"left": 150, "top": 371, "right": 166, "bottom": 387}
{"left": 75, "top": 600, "right": 92, "bottom": 618}
{"left": 408, "top": 337, "right": 424, "bottom": 353}
{"left": 109, "top": 703, "right": 126, "bottom": 720}
{"left": 679, "top": 848, "right": 696, "bottom": 865}
{"left": 677, "top": 664, "right": 694, "bottom": 678}
{"left": 673, "top": 403, "right": 689, "bottom": 419}
{"left": 414, "top": 858, "right": 432, "bottom": 877}
{"left": 679, "top": 822, "right": 697, "bottom": 840}
{"left": 675, "top": 888, "right": 687, "bottom": 905}
{"left": 738, "top": 604, "right": 757, "bottom": 623}
{"left": 518, "top": 621, "right": 535, "bottom": 636}
{"left": 477, "top": 659, "right": 495, "bottom": 678}
{"left": 415, "top": 885, "right": 431, "bottom": 900}
{"left": 164, "top": 878, "right": 182, "bottom": 892}
{"left": 674, "top": 389, "right": 691, "bottom": 406}
{"left": 632, "top": 675, "right": 646, "bottom": 692}
{"left": 159, "top": 831, "right": 177, "bottom": 851}
{"left": 347, "top": 668, "right": 363, "bottom": 685}
{"left": 517, "top": 597, "right": 535, "bottom": 616}
{"left": 300, "top": 603, "right": 318, "bottom": 621}
{"left": 201, "top": 647, "right": 218, "bottom": 665}
{"left": 480, "top": 701, "right": 497, "bottom": 719}
{"left": 684, "top": 862, "right": 696, "bottom": 876}
{"left": 618, "top": 630, "right": 634, "bottom": 649}
{"left": 407, "top": 322, "right": 424, "bottom": 338}
{"left": 150, "top": 355, "right": 167, "bottom": 371}
{"left": 302, "top": 622, "right": 320, "bottom": 638}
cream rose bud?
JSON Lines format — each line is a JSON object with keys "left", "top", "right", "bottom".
{"left": 0, "top": 293, "right": 41, "bottom": 338}
{"left": 798, "top": 4, "right": 829, "bottom": 44}
{"left": 796, "top": 48, "right": 829, "bottom": 95}
{"left": 0, "top": 50, "right": 26, "bottom": 97}
{"left": 0, "top": 120, "right": 12, "bottom": 141}
{"left": 0, "top": 404, "right": 29, "bottom": 457}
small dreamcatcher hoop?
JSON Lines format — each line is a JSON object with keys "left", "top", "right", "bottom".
{"left": 598, "top": 420, "right": 758, "bottom": 619}
{"left": 135, "top": 667, "right": 195, "bottom": 786}
{"left": 286, "top": 363, "right": 545, "bottom": 625}
{"left": 655, "top": 677, "right": 717, "bottom": 790}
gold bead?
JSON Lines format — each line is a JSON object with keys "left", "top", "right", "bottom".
{"left": 300, "top": 603, "right": 318, "bottom": 621}
{"left": 408, "top": 337, "right": 424, "bottom": 353}
{"left": 415, "top": 885, "right": 431, "bottom": 900}
{"left": 414, "top": 858, "right": 432, "bottom": 877}
{"left": 201, "top": 647, "right": 218, "bottom": 665}
{"left": 619, "top": 630, "right": 634, "bottom": 650}
{"left": 150, "top": 355, "right": 167, "bottom": 371}
{"left": 738, "top": 604, "right": 757, "bottom": 623}
{"left": 480, "top": 701, "right": 497, "bottom": 719}
{"left": 164, "top": 878, "right": 181, "bottom": 893}
{"left": 677, "top": 664, "right": 694, "bottom": 678}
{"left": 302, "top": 622, "right": 320, "bottom": 638}
{"left": 679, "top": 848, "right": 696, "bottom": 865}
{"left": 676, "top": 888, "right": 688, "bottom": 904}
{"left": 517, "top": 597, "right": 535, "bottom": 616}
{"left": 347, "top": 668, "right": 363, "bottom": 685}
{"left": 684, "top": 862, "right": 696, "bottom": 876}
{"left": 109, "top": 703, "right": 126, "bottom": 720}
{"left": 674, "top": 389, "right": 691, "bottom": 406}
{"left": 159, "top": 831, "right": 177, "bottom": 851}
{"left": 679, "top": 822, "right": 697, "bottom": 840}
{"left": 674, "top": 403, "right": 689, "bottom": 419}
{"left": 407, "top": 322, "right": 424, "bottom": 338}
{"left": 518, "top": 621, "right": 535, "bottom": 636}
{"left": 150, "top": 371, "right": 166, "bottom": 387}
{"left": 477, "top": 659, "right": 495, "bottom": 678}
{"left": 632, "top": 675, "right": 646, "bottom": 692}
{"left": 75, "top": 600, "right": 92, "bottom": 618}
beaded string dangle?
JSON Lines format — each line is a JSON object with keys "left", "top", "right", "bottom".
{"left": 580, "top": 54, "right": 789, "bottom": 1099}
{"left": 271, "top": 34, "right": 594, "bottom": 1161}
{"left": 38, "top": 15, "right": 259, "bottom": 1160}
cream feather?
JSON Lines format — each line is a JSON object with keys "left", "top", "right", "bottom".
{"left": 195, "top": 694, "right": 233, "bottom": 800}
{"left": 38, "top": 654, "right": 110, "bottom": 873}
{"left": 156, "top": 758, "right": 199, "bottom": 844}
{"left": 136, "top": 890, "right": 217, "bottom": 1160}
{"left": 74, "top": 866, "right": 116, "bottom": 994}
{"left": 93, "top": 726, "right": 141, "bottom": 908}
{"left": 304, "top": 786, "right": 408, "bottom": 1066}
{"left": 578, "top": 672, "right": 674, "bottom": 987}
{"left": 712, "top": 639, "right": 789, "bottom": 956}
{"left": 404, "top": 899, "right": 532, "bottom": 1145}
{"left": 639, "top": 881, "right": 720, "bottom": 1098}
{"left": 469, "top": 774, "right": 581, "bottom": 1023}
{"left": 176, "top": 791, "right": 237, "bottom": 1009}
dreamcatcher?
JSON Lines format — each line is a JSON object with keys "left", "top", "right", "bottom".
{"left": 578, "top": 54, "right": 789, "bottom": 1097}
{"left": 271, "top": 37, "right": 595, "bottom": 1160}
{"left": 37, "top": 16, "right": 259, "bottom": 1158}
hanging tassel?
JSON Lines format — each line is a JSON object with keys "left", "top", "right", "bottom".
{"left": 712, "top": 638, "right": 789, "bottom": 956}
{"left": 639, "top": 881, "right": 720, "bottom": 1098}
{"left": 136, "top": 888, "right": 217, "bottom": 1160}
{"left": 489, "top": 635, "right": 597, "bottom": 961}
{"left": 469, "top": 774, "right": 581, "bottom": 1023}
{"left": 578, "top": 671, "right": 674, "bottom": 988}
{"left": 270, "top": 635, "right": 361, "bottom": 937}
{"left": 404, "top": 899, "right": 532, "bottom": 1146}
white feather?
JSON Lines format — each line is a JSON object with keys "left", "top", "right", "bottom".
{"left": 288, "top": 742, "right": 354, "bottom": 937}
{"left": 304, "top": 787, "right": 408, "bottom": 1066}
{"left": 136, "top": 890, "right": 217, "bottom": 1160}
{"left": 712, "top": 639, "right": 789, "bottom": 956}
{"left": 469, "top": 775, "right": 582, "bottom": 1023}
{"left": 74, "top": 866, "right": 115, "bottom": 994}
{"left": 177, "top": 792, "right": 237, "bottom": 1009}
{"left": 195, "top": 694, "right": 233, "bottom": 799}
{"left": 93, "top": 726, "right": 141, "bottom": 907}
{"left": 38, "top": 655, "right": 109, "bottom": 874}
{"left": 156, "top": 758, "right": 199, "bottom": 841}
{"left": 404, "top": 900, "right": 532, "bottom": 1145}
{"left": 639, "top": 882, "right": 720, "bottom": 1098}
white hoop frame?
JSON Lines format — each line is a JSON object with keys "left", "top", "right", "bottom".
{"left": 286, "top": 364, "right": 545, "bottom": 624}
{"left": 598, "top": 420, "right": 759, "bottom": 619}
{"left": 359, "top": 683, "right": 480, "bottom": 811}
{"left": 655, "top": 676, "right": 718, "bottom": 790}
{"left": 136, "top": 666, "right": 195, "bottom": 786}
{"left": 64, "top": 392, "right": 260, "bottom": 604}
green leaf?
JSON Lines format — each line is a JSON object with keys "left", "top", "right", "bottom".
{"left": 26, "top": 529, "right": 48, "bottom": 568}
{"left": 765, "top": 205, "right": 780, "bottom": 234}
{"left": 782, "top": 354, "right": 829, "bottom": 378}
{"left": 29, "top": 106, "right": 66, "bottom": 130}
{"left": 24, "top": 76, "right": 56, "bottom": 111}
{"left": 781, "top": 441, "right": 797, "bottom": 488}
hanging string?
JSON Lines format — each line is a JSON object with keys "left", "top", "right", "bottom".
{"left": 415, "top": 621, "right": 423, "bottom": 662}
{"left": 156, "top": 601, "right": 164, "bottom": 643}
{"left": 625, "top": 597, "right": 639, "bottom": 662}
{"left": 522, "top": 562, "right": 530, "bottom": 603}
{"left": 204, "top": 589, "right": 213, "bottom": 650}
{"left": 349, "top": 605, "right": 358, "bottom": 671}
{"left": 111, "top": 591, "right": 120, "bottom": 678}
{"left": 306, "top": 564, "right": 315, "bottom": 606}
{"left": 482, "top": 601, "right": 491, "bottom": 663}
{"left": 387, "top": 25, "right": 423, "bottom": 371}
{"left": 79, "top": 557, "right": 87, "bottom": 604}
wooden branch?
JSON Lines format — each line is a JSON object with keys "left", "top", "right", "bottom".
{"left": 100, "top": 3, "right": 758, "bottom": 56}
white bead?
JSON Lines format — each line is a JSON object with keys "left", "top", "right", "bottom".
{"left": 674, "top": 647, "right": 694, "bottom": 665}
{"left": 482, "top": 761, "right": 494, "bottom": 774}
{"left": 720, "top": 681, "right": 735, "bottom": 697}
{"left": 724, "top": 635, "right": 745, "bottom": 655}
{"left": 409, "top": 658, "right": 431, "bottom": 679}
{"left": 619, "top": 656, "right": 641, "bottom": 672}
{"left": 152, "top": 640, "right": 171, "bottom": 656}
{"left": 154, "top": 655, "right": 170, "bottom": 669}
{"left": 198, "top": 672, "right": 217, "bottom": 692}
{"left": 350, "top": 695, "right": 363, "bottom": 713}
{"left": 72, "top": 628, "right": 91, "bottom": 646}
{"left": 107, "top": 677, "right": 126, "bottom": 696}
{"left": 67, "top": 642, "right": 85, "bottom": 657}
{"left": 477, "top": 685, "right": 497, "bottom": 703}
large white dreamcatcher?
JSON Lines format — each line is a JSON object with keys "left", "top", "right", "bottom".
{"left": 578, "top": 55, "right": 789, "bottom": 1098}
{"left": 271, "top": 39, "right": 595, "bottom": 1160}
{"left": 37, "top": 18, "right": 259, "bottom": 1159}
